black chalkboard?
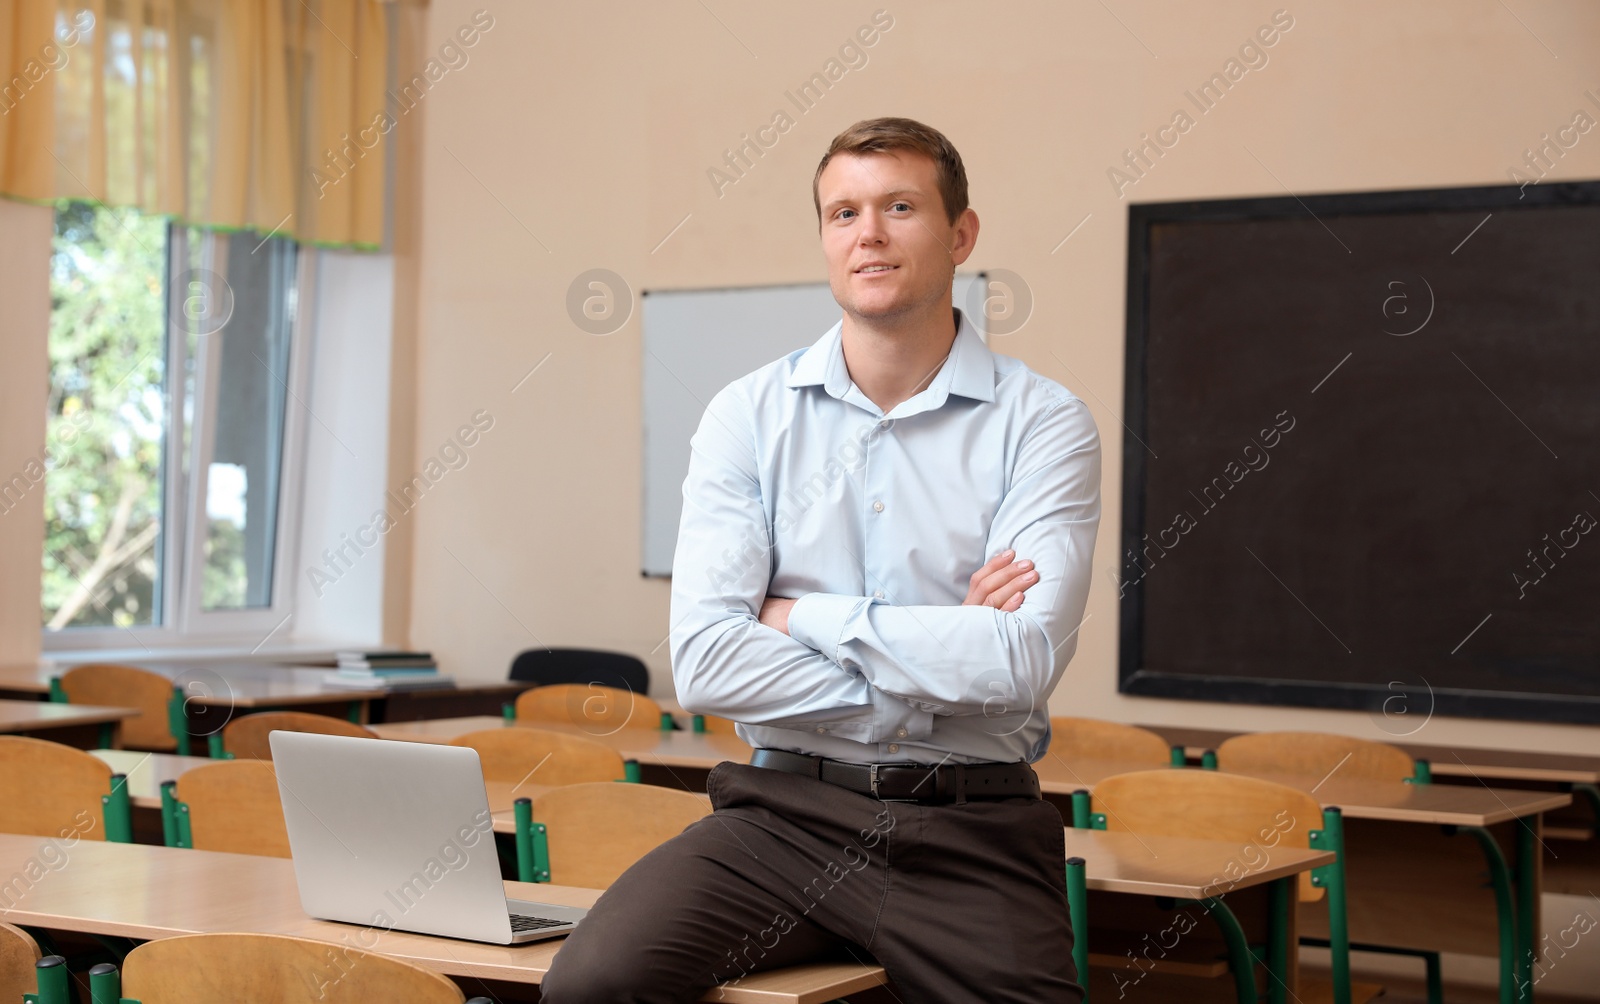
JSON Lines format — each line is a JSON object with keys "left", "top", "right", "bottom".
{"left": 1118, "top": 181, "right": 1600, "bottom": 725}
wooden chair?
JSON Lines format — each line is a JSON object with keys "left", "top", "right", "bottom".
{"left": 514, "top": 781, "right": 711, "bottom": 887}
{"left": 513, "top": 683, "right": 670, "bottom": 732}
{"left": 90, "top": 933, "right": 492, "bottom": 1003}
{"left": 508, "top": 647, "right": 649, "bottom": 693}
{"left": 167, "top": 759, "right": 292, "bottom": 857}
{"left": 1215, "top": 731, "right": 1420, "bottom": 784}
{"left": 0, "top": 923, "right": 40, "bottom": 1003}
{"left": 450, "top": 727, "right": 628, "bottom": 785}
{"left": 57, "top": 663, "right": 183, "bottom": 752}
{"left": 1089, "top": 768, "right": 1369, "bottom": 1004}
{"left": 0, "top": 736, "right": 131, "bottom": 842}
{"left": 1048, "top": 716, "right": 1178, "bottom": 766}
{"left": 214, "top": 710, "right": 378, "bottom": 760}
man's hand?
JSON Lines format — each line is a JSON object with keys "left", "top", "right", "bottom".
{"left": 759, "top": 596, "right": 797, "bottom": 635}
{"left": 963, "top": 549, "right": 1038, "bottom": 612}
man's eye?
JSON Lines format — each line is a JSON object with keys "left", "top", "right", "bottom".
{"left": 837, "top": 209, "right": 856, "bottom": 221}
{"left": 891, "top": 202, "right": 911, "bottom": 212}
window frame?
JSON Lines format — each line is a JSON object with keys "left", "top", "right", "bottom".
{"left": 41, "top": 222, "right": 318, "bottom": 652}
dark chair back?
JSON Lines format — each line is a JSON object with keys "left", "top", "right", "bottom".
{"left": 508, "top": 648, "right": 649, "bottom": 693}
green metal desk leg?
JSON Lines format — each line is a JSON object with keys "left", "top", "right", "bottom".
{"left": 207, "top": 733, "right": 226, "bottom": 759}
{"left": 346, "top": 701, "right": 362, "bottom": 724}
{"left": 1267, "top": 875, "right": 1292, "bottom": 1004}
{"left": 87, "top": 962, "right": 120, "bottom": 1004}
{"left": 1457, "top": 825, "right": 1517, "bottom": 1004}
{"left": 1070, "top": 789, "right": 1091, "bottom": 829}
{"left": 1065, "top": 856, "right": 1089, "bottom": 1003}
{"left": 168, "top": 686, "right": 191, "bottom": 756}
{"left": 693, "top": 714, "right": 707, "bottom": 734}
{"left": 624, "top": 760, "right": 641, "bottom": 783}
{"left": 1515, "top": 818, "right": 1538, "bottom": 1000}
{"left": 1169, "top": 745, "right": 1186, "bottom": 767}
{"left": 502, "top": 703, "right": 516, "bottom": 722}
{"left": 96, "top": 722, "right": 114, "bottom": 750}
{"left": 47, "top": 678, "right": 66, "bottom": 703}
{"left": 1201, "top": 749, "right": 1218, "bottom": 770}
{"left": 1309, "top": 807, "right": 1351, "bottom": 1004}
{"left": 25, "top": 955, "right": 69, "bottom": 1004}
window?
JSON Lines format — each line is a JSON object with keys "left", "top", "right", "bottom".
{"left": 42, "top": 204, "right": 311, "bottom": 647}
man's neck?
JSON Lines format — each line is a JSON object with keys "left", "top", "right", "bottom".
{"left": 840, "top": 303, "right": 959, "bottom": 414}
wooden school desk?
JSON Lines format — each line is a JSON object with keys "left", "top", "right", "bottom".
{"left": 0, "top": 698, "right": 137, "bottom": 748}
{"left": 0, "top": 827, "right": 1330, "bottom": 1003}
{"left": 1032, "top": 752, "right": 1571, "bottom": 1003}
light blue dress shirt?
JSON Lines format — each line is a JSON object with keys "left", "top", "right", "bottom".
{"left": 670, "top": 307, "right": 1101, "bottom": 766}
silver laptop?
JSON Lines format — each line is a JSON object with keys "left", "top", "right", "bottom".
{"left": 270, "top": 730, "right": 587, "bottom": 944}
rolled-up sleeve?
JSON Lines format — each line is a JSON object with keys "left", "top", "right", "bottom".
{"left": 786, "top": 395, "right": 1100, "bottom": 717}
{"left": 670, "top": 384, "right": 933, "bottom": 744}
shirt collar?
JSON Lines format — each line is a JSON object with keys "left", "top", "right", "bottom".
{"left": 785, "top": 308, "right": 997, "bottom": 411}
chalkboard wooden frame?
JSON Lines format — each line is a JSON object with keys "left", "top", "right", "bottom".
{"left": 1118, "top": 179, "right": 1600, "bottom": 725}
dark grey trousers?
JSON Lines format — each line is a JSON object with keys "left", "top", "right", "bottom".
{"left": 539, "top": 760, "right": 1083, "bottom": 1003}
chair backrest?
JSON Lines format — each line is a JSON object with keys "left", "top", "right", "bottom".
{"left": 122, "top": 932, "right": 469, "bottom": 1003}
{"left": 60, "top": 663, "right": 175, "bottom": 751}
{"left": 508, "top": 648, "right": 649, "bottom": 692}
{"left": 1093, "top": 768, "right": 1327, "bottom": 902}
{"left": 220, "top": 711, "right": 377, "bottom": 761}
{"left": 450, "top": 728, "right": 626, "bottom": 784}
{"left": 515, "top": 683, "right": 664, "bottom": 732}
{"left": 0, "top": 736, "right": 111, "bottom": 841}
{"left": 533, "top": 782, "right": 711, "bottom": 889}
{"left": 176, "top": 760, "right": 292, "bottom": 857}
{"left": 1049, "top": 717, "right": 1173, "bottom": 766}
{"left": 1215, "top": 731, "right": 1414, "bottom": 784}
{"left": 0, "top": 923, "right": 41, "bottom": 1003}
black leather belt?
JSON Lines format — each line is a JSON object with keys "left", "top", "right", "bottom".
{"left": 749, "top": 748, "right": 1040, "bottom": 803}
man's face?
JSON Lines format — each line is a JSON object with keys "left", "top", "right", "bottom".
{"left": 817, "top": 150, "right": 974, "bottom": 326}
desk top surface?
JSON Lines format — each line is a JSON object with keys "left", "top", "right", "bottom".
{"left": 0, "top": 834, "right": 880, "bottom": 1002}
{"left": 0, "top": 698, "right": 139, "bottom": 732}
{"left": 371, "top": 717, "right": 754, "bottom": 769}
{"left": 1028, "top": 752, "right": 1572, "bottom": 826}
{"left": 0, "top": 661, "right": 526, "bottom": 707}
{"left": 1140, "top": 723, "right": 1600, "bottom": 785}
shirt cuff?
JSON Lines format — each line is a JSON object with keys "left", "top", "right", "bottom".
{"left": 788, "top": 592, "right": 868, "bottom": 662}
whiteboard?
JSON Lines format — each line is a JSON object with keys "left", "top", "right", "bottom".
{"left": 641, "top": 274, "right": 986, "bottom": 576}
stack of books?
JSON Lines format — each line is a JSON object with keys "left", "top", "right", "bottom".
{"left": 326, "top": 651, "right": 455, "bottom": 690}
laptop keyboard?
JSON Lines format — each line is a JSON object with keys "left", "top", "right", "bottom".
{"left": 510, "top": 914, "right": 571, "bottom": 932}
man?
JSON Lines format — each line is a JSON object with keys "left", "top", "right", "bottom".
{"left": 541, "top": 117, "right": 1100, "bottom": 1003}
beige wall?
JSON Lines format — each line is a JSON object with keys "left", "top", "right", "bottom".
{"left": 0, "top": 200, "right": 51, "bottom": 665}
{"left": 398, "top": 0, "right": 1600, "bottom": 752}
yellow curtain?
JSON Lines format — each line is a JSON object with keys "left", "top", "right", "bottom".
{"left": 0, "top": 0, "right": 388, "bottom": 249}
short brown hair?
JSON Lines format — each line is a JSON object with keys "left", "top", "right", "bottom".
{"left": 812, "top": 117, "right": 969, "bottom": 227}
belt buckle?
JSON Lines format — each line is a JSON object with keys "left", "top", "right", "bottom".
{"left": 868, "top": 763, "right": 883, "bottom": 798}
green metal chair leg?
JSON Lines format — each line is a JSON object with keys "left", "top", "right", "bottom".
{"left": 502, "top": 703, "right": 516, "bottom": 722}
{"left": 207, "top": 733, "right": 226, "bottom": 759}
{"left": 1201, "top": 749, "right": 1218, "bottom": 770}
{"left": 693, "top": 714, "right": 708, "bottom": 734}
{"left": 1169, "top": 745, "right": 1186, "bottom": 767}
{"left": 624, "top": 760, "right": 641, "bottom": 783}
{"left": 1309, "top": 807, "right": 1351, "bottom": 1004}
{"left": 1200, "top": 896, "right": 1257, "bottom": 1004}
{"left": 176, "top": 800, "right": 194, "bottom": 849}
{"left": 88, "top": 962, "right": 121, "bottom": 1004}
{"left": 1455, "top": 825, "right": 1517, "bottom": 1004}
{"left": 47, "top": 678, "right": 67, "bottom": 703}
{"left": 97, "top": 722, "right": 115, "bottom": 749}
{"left": 23, "top": 955, "right": 69, "bottom": 1004}
{"left": 160, "top": 780, "right": 180, "bottom": 847}
{"left": 513, "top": 798, "right": 537, "bottom": 882}
{"left": 167, "top": 685, "right": 191, "bottom": 756}
{"left": 1070, "top": 789, "right": 1091, "bottom": 829}
{"left": 102, "top": 775, "right": 132, "bottom": 843}
{"left": 1065, "top": 856, "right": 1089, "bottom": 1002}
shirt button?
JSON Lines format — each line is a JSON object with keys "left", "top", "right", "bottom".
{"left": 896, "top": 728, "right": 907, "bottom": 738}
{"left": 887, "top": 744, "right": 900, "bottom": 754}
{"left": 872, "top": 500, "right": 884, "bottom": 513}
{"left": 815, "top": 726, "right": 826, "bottom": 734}
{"left": 878, "top": 420, "right": 890, "bottom": 430}
{"left": 873, "top": 589, "right": 885, "bottom": 600}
